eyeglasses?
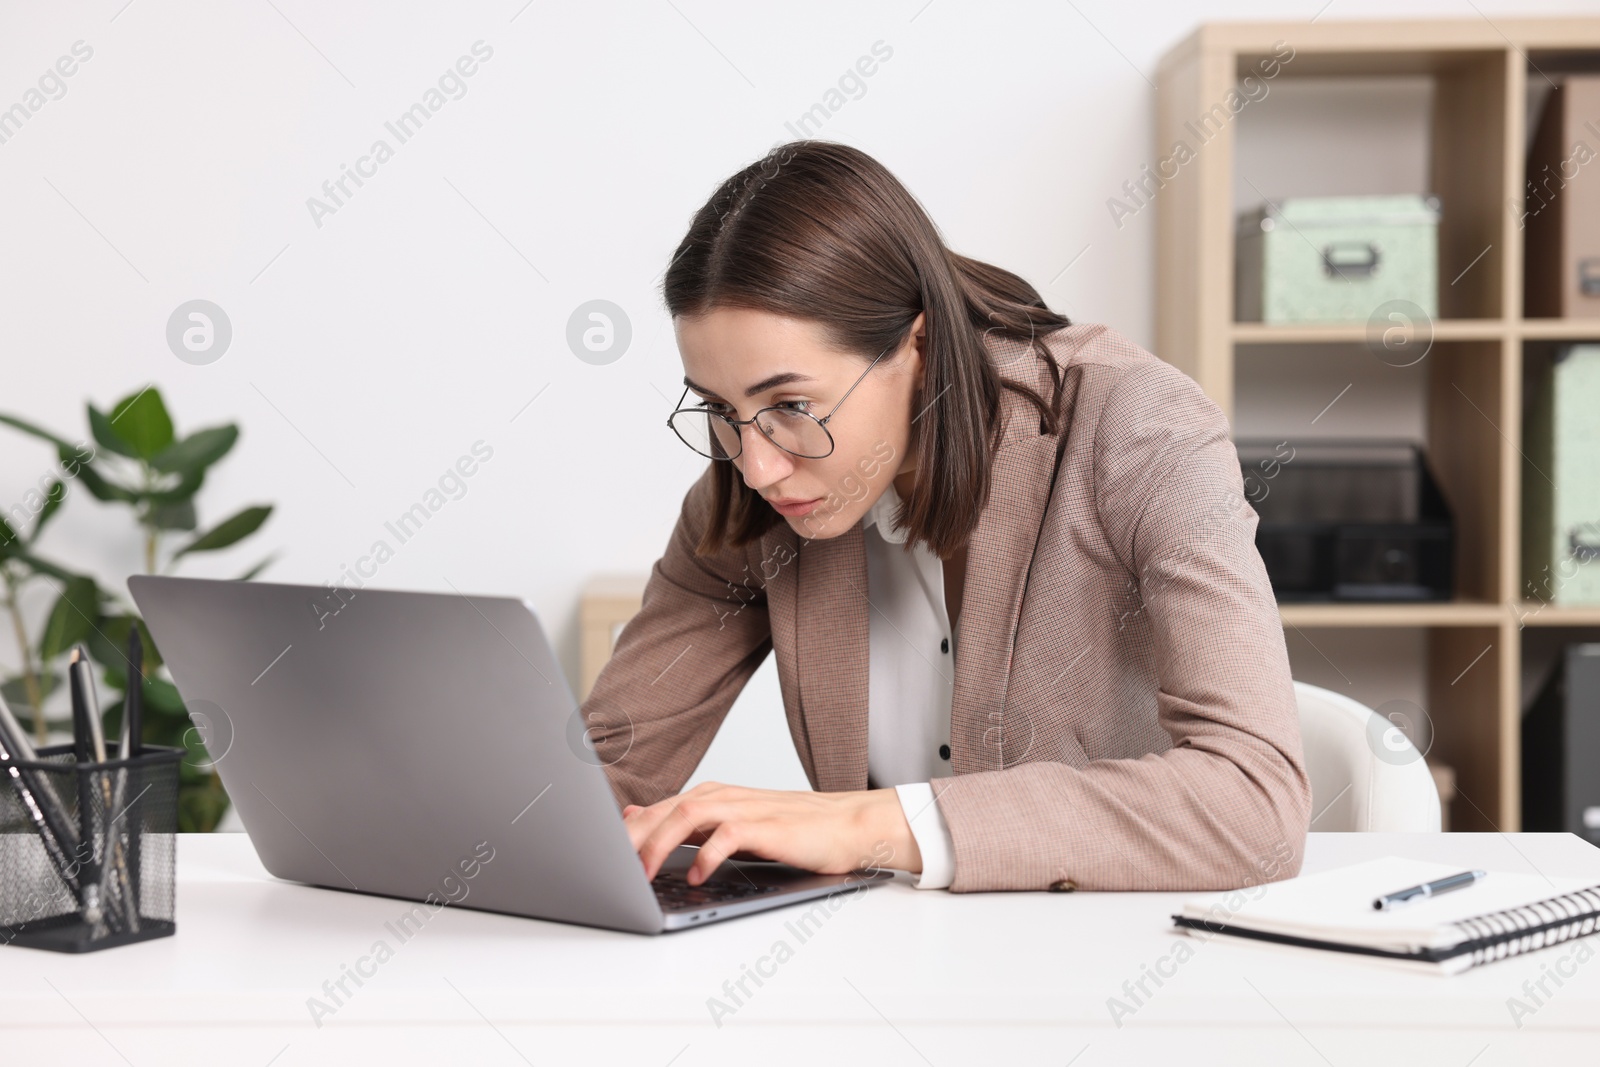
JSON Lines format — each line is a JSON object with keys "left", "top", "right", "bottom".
{"left": 667, "top": 343, "right": 895, "bottom": 461}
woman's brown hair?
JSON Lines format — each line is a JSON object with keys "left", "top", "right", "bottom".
{"left": 663, "top": 140, "right": 1071, "bottom": 559}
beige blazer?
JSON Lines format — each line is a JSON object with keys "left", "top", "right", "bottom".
{"left": 584, "top": 323, "right": 1312, "bottom": 893}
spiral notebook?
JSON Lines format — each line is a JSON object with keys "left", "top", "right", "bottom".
{"left": 1171, "top": 856, "right": 1600, "bottom": 975}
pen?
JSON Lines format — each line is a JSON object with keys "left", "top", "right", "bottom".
{"left": 124, "top": 627, "right": 143, "bottom": 760}
{"left": 74, "top": 644, "right": 138, "bottom": 934}
{"left": 124, "top": 626, "right": 144, "bottom": 925}
{"left": 1373, "top": 869, "right": 1488, "bottom": 911}
{"left": 73, "top": 645, "right": 108, "bottom": 764}
{"left": 69, "top": 648, "right": 105, "bottom": 932}
{"left": 98, "top": 633, "right": 144, "bottom": 934}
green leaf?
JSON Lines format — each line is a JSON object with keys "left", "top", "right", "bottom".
{"left": 175, "top": 505, "right": 271, "bottom": 558}
{"left": 148, "top": 499, "right": 197, "bottom": 531}
{"left": 1, "top": 671, "right": 63, "bottom": 722}
{"left": 0, "top": 412, "right": 76, "bottom": 452}
{"left": 100, "top": 693, "right": 157, "bottom": 756}
{"left": 177, "top": 775, "right": 231, "bottom": 832}
{"left": 89, "top": 614, "right": 163, "bottom": 685}
{"left": 87, "top": 403, "right": 139, "bottom": 459}
{"left": 107, "top": 388, "right": 174, "bottom": 460}
{"left": 141, "top": 676, "right": 185, "bottom": 717}
{"left": 115, "top": 614, "right": 161, "bottom": 670}
{"left": 150, "top": 425, "right": 237, "bottom": 476}
{"left": 0, "top": 482, "right": 67, "bottom": 547}
{"left": 70, "top": 457, "right": 139, "bottom": 503}
{"left": 236, "top": 553, "right": 279, "bottom": 581}
{"left": 178, "top": 730, "right": 216, "bottom": 780}
{"left": 30, "top": 480, "right": 67, "bottom": 541}
{"left": 140, "top": 467, "right": 205, "bottom": 506}
{"left": 95, "top": 653, "right": 128, "bottom": 691}
{"left": 13, "top": 551, "right": 85, "bottom": 585}
{"left": 39, "top": 576, "right": 99, "bottom": 662}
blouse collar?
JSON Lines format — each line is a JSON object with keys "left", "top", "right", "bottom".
{"left": 863, "top": 481, "right": 910, "bottom": 546}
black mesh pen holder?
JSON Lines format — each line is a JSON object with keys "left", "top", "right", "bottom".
{"left": 0, "top": 743, "right": 181, "bottom": 952}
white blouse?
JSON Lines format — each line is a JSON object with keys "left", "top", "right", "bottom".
{"left": 862, "top": 482, "right": 957, "bottom": 889}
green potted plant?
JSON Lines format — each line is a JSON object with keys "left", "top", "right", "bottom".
{"left": 0, "top": 386, "right": 274, "bottom": 831}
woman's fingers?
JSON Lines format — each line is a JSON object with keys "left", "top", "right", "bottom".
{"left": 688, "top": 823, "right": 771, "bottom": 884}
{"left": 688, "top": 827, "right": 736, "bottom": 884}
{"left": 623, "top": 797, "right": 696, "bottom": 858}
{"left": 625, "top": 785, "right": 846, "bottom": 883}
{"left": 637, "top": 795, "right": 731, "bottom": 881}
{"left": 624, "top": 784, "right": 726, "bottom": 845}
{"left": 617, "top": 786, "right": 898, "bottom": 885}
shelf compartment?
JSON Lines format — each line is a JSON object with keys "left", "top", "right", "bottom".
{"left": 1281, "top": 621, "right": 1513, "bottom": 831}
{"left": 1233, "top": 339, "right": 1507, "bottom": 603}
{"left": 1226, "top": 51, "right": 1509, "bottom": 325}
{"left": 1426, "top": 626, "right": 1515, "bottom": 832}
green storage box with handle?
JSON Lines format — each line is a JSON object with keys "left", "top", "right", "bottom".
{"left": 1236, "top": 194, "right": 1441, "bottom": 323}
{"left": 1523, "top": 344, "right": 1600, "bottom": 607}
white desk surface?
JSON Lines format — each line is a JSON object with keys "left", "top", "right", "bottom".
{"left": 3, "top": 832, "right": 1599, "bottom": 1065}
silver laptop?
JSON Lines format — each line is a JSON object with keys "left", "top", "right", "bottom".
{"left": 128, "top": 575, "right": 891, "bottom": 934}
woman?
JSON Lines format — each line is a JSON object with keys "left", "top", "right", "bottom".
{"left": 582, "top": 141, "right": 1311, "bottom": 893}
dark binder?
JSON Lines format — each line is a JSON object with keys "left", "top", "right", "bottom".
{"left": 1523, "top": 643, "right": 1600, "bottom": 845}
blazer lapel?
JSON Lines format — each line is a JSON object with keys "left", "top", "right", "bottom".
{"left": 947, "top": 433, "right": 1062, "bottom": 775}
{"left": 794, "top": 521, "right": 871, "bottom": 792}
{"left": 791, "top": 429, "right": 1061, "bottom": 791}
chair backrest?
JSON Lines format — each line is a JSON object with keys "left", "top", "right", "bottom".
{"left": 1294, "top": 681, "right": 1442, "bottom": 832}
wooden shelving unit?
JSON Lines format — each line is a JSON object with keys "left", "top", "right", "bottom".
{"left": 578, "top": 574, "right": 648, "bottom": 701}
{"left": 1156, "top": 18, "right": 1600, "bottom": 833}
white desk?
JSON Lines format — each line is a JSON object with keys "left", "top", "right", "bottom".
{"left": 3, "top": 833, "right": 1599, "bottom": 1065}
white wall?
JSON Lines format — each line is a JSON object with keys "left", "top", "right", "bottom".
{"left": 2, "top": 0, "right": 1595, "bottom": 793}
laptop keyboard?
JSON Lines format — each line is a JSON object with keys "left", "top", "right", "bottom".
{"left": 652, "top": 870, "right": 783, "bottom": 911}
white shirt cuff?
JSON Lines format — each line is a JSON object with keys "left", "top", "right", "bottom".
{"left": 894, "top": 782, "right": 955, "bottom": 890}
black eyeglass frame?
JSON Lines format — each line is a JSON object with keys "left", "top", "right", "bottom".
{"left": 666, "top": 341, "right": 898, "bottom": 461}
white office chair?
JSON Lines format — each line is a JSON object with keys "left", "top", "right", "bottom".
{"left": 1294, "top": 681, "right": 1443, "bottom": 832}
